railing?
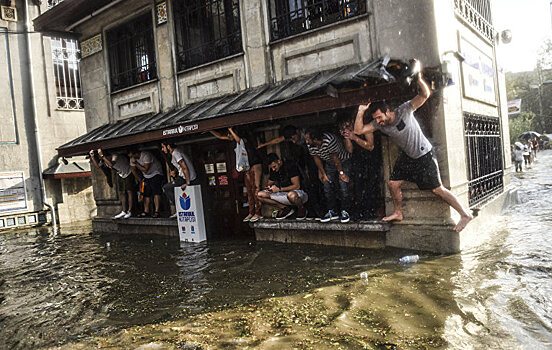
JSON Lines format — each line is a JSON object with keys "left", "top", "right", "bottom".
{"left": 454, "top": 0, "right": 495, "bottom": 42}
{"left": 47, "top": 0, "right": 64, "bottom": 9}
{"left": 464, "top": 113, "right": 503, "bottom": 207}
{"left": 268, "top": 0, "right": 366, "bottom": 41}
{"left": 173, "top": 0, "right": 242, "bottom": 71}
{"left": 51, "top": 37, "right": 84, "bottom": 110}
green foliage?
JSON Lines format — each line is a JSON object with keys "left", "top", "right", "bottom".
{"left": 509, "top": 112, "right": 536, "bottom": 145}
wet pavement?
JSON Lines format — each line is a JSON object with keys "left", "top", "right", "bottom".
{"left": 1, "top": 151, "right": 551, "bottom": 349}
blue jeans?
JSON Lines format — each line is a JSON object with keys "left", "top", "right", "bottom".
{"left": 323, "top": 159, "right": 352, "bottom": 213}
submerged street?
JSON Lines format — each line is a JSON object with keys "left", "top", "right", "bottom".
{"left": 0, "top": 151, "right": 551, "bottom": 349}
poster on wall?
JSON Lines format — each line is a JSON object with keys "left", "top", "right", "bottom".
{"left": 0, "top": 172, "right": 27, "bottom": 213}
{"left": 175, "top": 185, "right": 207, "bottom": 243}
{"left": 459, "top": 36, "right": 497, "bottom": 105}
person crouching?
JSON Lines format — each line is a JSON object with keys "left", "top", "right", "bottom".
{"left": 257, "top": 153, "right": 308, "bottom": 220}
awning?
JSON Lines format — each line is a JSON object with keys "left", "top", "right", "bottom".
{"left": 33, "top": 0, "right": 113, "bottom": 33}
{"left": 43, "top": 160, "right": 91, "bottom": 179}
{"left": 58, "top": 58, "right": 416, "bottom": 157}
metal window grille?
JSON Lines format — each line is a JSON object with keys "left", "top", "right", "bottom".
{"left": 51, "top": 37, "right": 84, "bottom": 110}
{"left": 268, "top": 0, "right": 366, "bottom": 41}
{"left": 107, "top": 12, "right": 157, "bottom": 92}
{"left": 464, "top": 113, "right": 503, "bottom": 207}
{"left": 47, "top": 0, "right": 64, "bottom": 9}
{"left": 454, "top": 0, "right": 494, "bottom": 41}
{"left": 173, "top": 0, "right": 242, "bottom": 71}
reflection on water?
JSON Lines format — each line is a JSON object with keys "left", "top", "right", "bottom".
{"left": 0, "top": 151, "right": 551, "bottom": 349}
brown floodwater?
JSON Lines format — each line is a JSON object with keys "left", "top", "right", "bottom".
{"left": 1, "top": 151, "right": 552, "bottom": 349}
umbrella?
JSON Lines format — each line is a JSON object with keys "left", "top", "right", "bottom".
{"left": 514, "top": 141, "right": 524, "bottom": 148}
{"left": 519, "top": 131, "right": 541, "bottom": 139}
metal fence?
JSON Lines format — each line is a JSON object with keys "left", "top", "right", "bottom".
{"left": 51, "top": 37, "right": 83, "bottom": 110}
{"left": 107, "top": 13, "right": 157, "bottom": 92}
{"left": 464, "top": 113, "right": 503, "bottom": 207}
{"left": 268, "top": 0, "right": 366, "bottom": 41}
{"left": 173, "top": 0, "right": 242, "bottom": 71}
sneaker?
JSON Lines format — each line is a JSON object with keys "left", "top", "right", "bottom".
{"left": 276, "top": 207, "right": 295, "bottom": 220}
{"left": 250, "top": 215, "right": 261, "bottom": 223}
{"left": 340, "top": 210, "right": 350, "bottom": 223}
{"left": 296, "top": 207, "right": 307, "bottom": 220}
{"left": 320, "top": 210, "right": 339, "bottom": 223}
{"left": 123, "top": 211, "right": 132, "bottom": 219}
{"left": 113, "top": 211, "right": 126, "bottom": 219}
{"left": 169, "top": 212, "right": 178, "bottom": 219}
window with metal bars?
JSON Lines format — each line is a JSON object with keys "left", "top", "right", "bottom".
{"left": 173, "top": 0, "right": 242, "bottom": 71}
{"left": 107, "top": 12, "right": 157, "bottom": 92}
{"left": 51, "top": 37, "right": 83, "bottom": 110}
{"left": 268, "top": 0, "right": 366, "bottom": 41}
{"left": 464, "top": 113, "right": 503, "bottom": 207}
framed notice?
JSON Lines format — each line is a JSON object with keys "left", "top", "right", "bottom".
{"left": 204, "top": 163, "right": 215, "bottom": 174}
{"left": 216, "top": 162, "right": 227, "bottom": 173}
{"left": 459, "top": 36, "right": 497, "bottom": 105}
{"left": 0, "top": 171, "right": 27, "bottom": 213}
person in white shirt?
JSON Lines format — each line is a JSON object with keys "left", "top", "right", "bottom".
{"left": 161, "top": 142, "right": 198, "bottom": 218}
{"left": 128, "top": 148, "right": 164, "bottom": 218}
{"left": 90, "top": 149, "right": 136, "bottom": 219}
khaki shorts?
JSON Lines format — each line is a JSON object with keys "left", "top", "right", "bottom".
{"left": 117, "top": 174, "right": 136, "bottom": 192}
{"left": 269, "top": 190, "right": 308, "bottom": 206}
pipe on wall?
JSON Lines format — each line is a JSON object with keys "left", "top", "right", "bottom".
{"left": 24, "top": 0, "right": 57, "bottom": 233}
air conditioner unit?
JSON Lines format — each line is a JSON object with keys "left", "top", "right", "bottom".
{"left": 1, "top": 6, "right": 17, "bottom": 22}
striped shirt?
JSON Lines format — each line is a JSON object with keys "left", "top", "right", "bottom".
{"left": 307, "top": 132, "right": 351, "bottom": 163}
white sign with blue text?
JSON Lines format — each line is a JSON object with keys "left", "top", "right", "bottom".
{"left": 175, "top": 185, "right": 207, "bottom": 243}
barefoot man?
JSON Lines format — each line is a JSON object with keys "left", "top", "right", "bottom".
{"left": 353, "top": 64, "right": 473, "bottom": 232}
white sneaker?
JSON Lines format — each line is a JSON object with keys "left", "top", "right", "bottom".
{"left": 123, "top": 211, "right": 132, "bottom": 219}
{"left": 169, "top": 212, "right": 178, "bottom": 219}
{"left": 113, "top": 211, "right": 126, "bottom": 219}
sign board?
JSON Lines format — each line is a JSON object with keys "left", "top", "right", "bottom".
{"left": 175, "top": 185, "right": 207, "bottom": 243}
{"left": 508, "top": 99, "right": 522, "bottom": 115}
{"left": 204, "top": 163, "right": 215, "bottom": 174}
{"left": 460, "top": 36, "right": 496, "bottom": 105}
{"left": 0, "top": 171, "right": 27, "bottom": 213}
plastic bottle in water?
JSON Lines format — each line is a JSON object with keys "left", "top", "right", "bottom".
{"left": 399, "top": 255, "right": 419, "bottom": 264}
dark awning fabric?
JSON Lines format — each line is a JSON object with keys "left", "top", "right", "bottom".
{"left": 34, "top": 0, "right": 113, "bottom": 33}
{"left": 58, "top": 58, "right": 414, "bottom": 157}
{"left": 43, "top": 161, "right": 91, "bottom": 179}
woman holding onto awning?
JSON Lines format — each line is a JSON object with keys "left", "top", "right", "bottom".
{"left": 210, "top": 127, "right": 262, "bottom": 223}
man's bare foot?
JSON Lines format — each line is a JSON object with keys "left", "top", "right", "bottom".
{"left": 382, "top": 212, "right": 403, "bottom": 222}
{"left": 454, "top": 214, "right": 473, "bottom": 233}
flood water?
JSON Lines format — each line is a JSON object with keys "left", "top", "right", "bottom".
{"left": 1, "top": 151, "right": 551, "bottom": 349}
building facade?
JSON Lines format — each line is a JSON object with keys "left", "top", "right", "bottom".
{"left": 0, "top": 0, "right": 94, "bottom": 231}
{"left": 35, "top": 0, "right": 512, "bottom": 252}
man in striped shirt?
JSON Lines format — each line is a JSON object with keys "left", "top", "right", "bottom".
{"left": 305, "top": 128, "right": 352, "bottom": 223}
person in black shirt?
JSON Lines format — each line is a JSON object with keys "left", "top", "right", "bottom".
{"left": 257, "top": 153, "right": 309, "bottom": 220}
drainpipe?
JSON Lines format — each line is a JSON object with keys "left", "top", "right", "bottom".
{"left": 24, "top": 0, "right": 57, "bottom": 233}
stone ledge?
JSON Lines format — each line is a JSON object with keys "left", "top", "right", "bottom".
{"left": 93, "top": 217, "right": 178, "bottom": 237}
{"left": 251, "top": 219, "right": 391, "bottom": 232}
